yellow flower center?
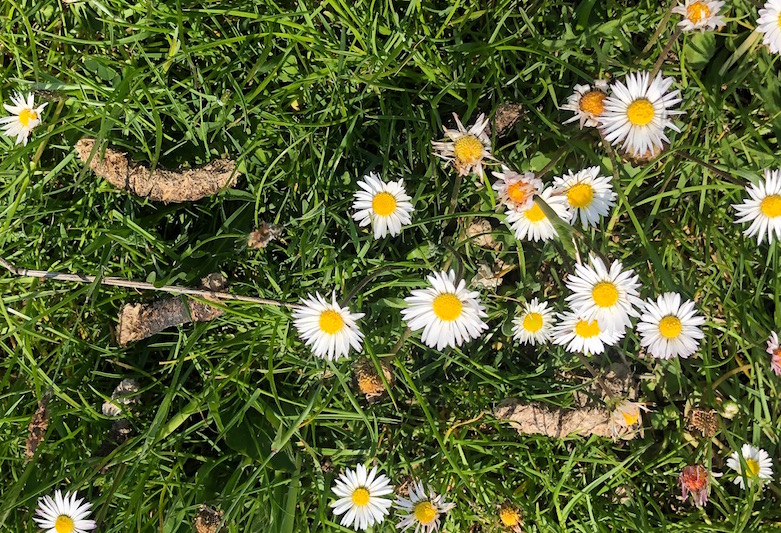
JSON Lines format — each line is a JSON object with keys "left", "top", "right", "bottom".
{"left": 372, "top": 191, "right": 397, "bottom": 217}
{"left": 566, "top": 183, "right": 594, "bottom": 208}
{"left": 574, "top": 319, "right": 600, "bottom": 338}
{"left": 760, "top": 195, "right": 781, "bottom": 218}
{"left": 413, "top": 501, "right": 437, "bottom": 524}
{"left": 499, "top": 507, "right": 520, "bottom": 526}
{"left": 591, "top": 281, "right": 619, "bottom": 308}
{"left": 432, "top": 293, "right": 463, "bottom": 322}
{"left": 658, "top": 315, "right": 682, "bottom": 339}
{"left": 319, "top": 310, "right": 344, "bottom": 335}
{"left": 621, "top": 408, "right": 639, "bottom": 426}
{"left": 746, "top": 458, "right": 760, "bottom": 477}
{"left": 626, "top": 99, "right": 655, "bottom": 126}
{"left": 579, "top": 90, "right": 606, "bottom": 116}
{"left": 18, "top": 108, "right": 38, "bottom": 128}
{"left": 686, "top": 1, "right": 710, "bottom": 23}
{"left": 522, "top": 312, "right": 543, "bottom": 333}
{"left": 55, "top": 516, "right": 75, "bottom": 533}
{"left": 524, "top": 201, "right": 546, "bottom": 222}
{"left": 506, "top": 181, "right": 532, "bottom": 204}
{"left": 453, "top": 135, "right": 484, "bottom": 164}
{"left": 351, "top": 487, "right": 370, "bottom": 506}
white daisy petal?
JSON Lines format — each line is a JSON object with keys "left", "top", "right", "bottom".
{"left": 394, "top": 480, "right": 455, "bottom": 533}
{"left": 351, "top": 172, "right": 414, "bottom": 239}
{"left": 551, "top": 166, "right": 616, "bottom": 227}
{"left": 727, "top": 444, "right": 774, "bottom": 489}
{"left": 292, "top": 292, "right": 365, "bottom": 361}
{"left": 431, "top": 113, "right": 494, "bottom": 177}
{"left": 561, "top": 79, "right": 610, "bottom": 128}
{"left": 672, "top": 0, "right": 725, "bottom": 32}
{"left": 636, "top": 292, "right": 705, "bottom": 359}
{"left": 512, "top": 297, "right": 555, "bottom": 345}
{"left": 491, "top": 166, "right": 543, "bottom": 212}
{"left": 505, "top": 187, "right": 571, "bottom": 242}
{"left": 732, "top": 169, "right": 781, "bottom": 245}
{"left": 757, "top": 0, "right": 781, "bottom": 55}
{"left": 33, "top": 490, "right": 97, "bottom": 533}
{"left": 330, "top": 464, "right": 394, "bottom": 531}
{"left": 1, "top": 91, "right": 45, "bottom": 146}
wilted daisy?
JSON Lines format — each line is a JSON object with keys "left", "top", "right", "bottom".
{"left": 330, "top": 463, "right": 394, "bottom": 531}
{"left": 767, "top": 331, "right": 781, "bottom": 375}
{"left": 431, "top": 112, "right": 493, "bottom": 176}
{"left": 679, "top": 464, "right": 712, "bottom": 507}
{"left": 565, "top": 256, "right": 643, "bottom": 333}
{"left": 1, "top": 92, "right": 47, "bottom": 146}
{"left": 599, "top": 71, "right": 683, "bottom": 158}
{"left": 395, "top": 480, "right": 455, "bottom": 533}
{"left": 512, "top": 297, "right": 555, "bottom": 345}
{"left": 551, "top": 310, "right": 624, "bottom": 355}
{"left": 552, "top": 166, "right": 616, "bottom": 227}
{"left": 732, "top": 169, "right": 781, "bottom": 244}
{"left": 492, "top": 166, "right": 542, "bottom": 211}
{"left": 352, "top": 172, "right": 414, "bottom": 239}
{"left": 757, "top": 0, "right": 781, "bottom": 55}
{"left": 402, "top": 270, "right": 488, "bottom": 350}
{"left": 672, "top": 0, "right": 725, "bottom": 32}
{"left": 505, "top": 187, "right": 570, "bottom": 242}
{"left": 726, "top": 444, "right": 773, "bottom": 489}
{"left": 636, "top": 293, "right": 705, "bottom": 359}
{"left": 292, "top": 292, "right": 364, "bottom": 360}
{"left": 34, "top": 490, "right": 97, "bottom": 533}
{"left": 498, "top": 504, "right": 522, "bottom": 531}
{"left": 561, "top": 80, "right": 610, "bottom": 129}
{"left": 609, "top": 399, "right": 648, "bottom": 440}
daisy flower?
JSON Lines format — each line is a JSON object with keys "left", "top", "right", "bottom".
{"left": 402, "top": 270, "right": 489, "bottom": 350}
{"left": 431, "top": 112, "right": 494, "bottom": 177}
{"left": 609, "top": 399, "right": 648, "bottom": 440}
{"left": 679, "top": 464, "right": 712, "bottom": 507}
{"left": 599, "top": 71, "right": 684, "bottom": 158}
{"left": 672, "top": 0, "right": 726, "bottom": 32}
{"left": 512, "top": 297, "right": 555, "bottom": 345}
{"left": 565, "top": 256, "right": 643, "bottom": 333}
{"left": 498, "top": 504, "right": 522, "bottom": 532}
{"left": 551, "top": 166, "right": 616, "bottom": 227}
{"left": 550, "top": 310, "right": 624, "bottom": 355}
{"left": 732, "top": 169, "right": 781, "bottom": 245}
{"left": 505, "top": 187, "right": 570, "bottom": 242}
{"left": 492, "top": 166, "right": 542, "bottom": 211}
{"left": 561, "top": 80, "right": 610, "bottom": 129}
{"left": 636, "top": 293, "right": 705, "bottom": 359}
{"left": 1, "top": 92, "right": 47, "bottom": 146}
{"left": 726, "top": 444, "right": 773, "bottom": 489}
{"left": 330, "top": 463, "right": 394, "bottom": 531}
{"left": 292, "top": 292, "right": 364, "bottom": 360}
{"left": 757, "top": 0, "right": 781, "bottom": 55}
{"left": 767, "top": 331, "right": 781, "bottom": 375}
{"left": 395, "top": 480, "right": 455, "bottom": 533}
{"left": 351, "top": 172, "right": 414, "bottom": 239}
{"left": 34, "top": 490, "right": 97, "bottom": 533}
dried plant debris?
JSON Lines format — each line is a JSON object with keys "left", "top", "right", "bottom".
{"left": 117, "top": 297, "right": 224, "bottom": 345}
{"left": 75, "top": 138, "right": 239, "bottom": 203}
{"left": 194, "top": 505, "right": 224, "bottom": 533}
{"left": 493, "top": 102, "right": 523, "bottom": 136}
{"left": 353, "top": 357, "right": 394, "bottom": 401}
{"left": 25, "top": 389, "right": 52, "bottom": 460}
{"left": 247, "top": 223, "right": 285, "bottom": 249}
{"left": 466, "top": 218, "right": 501, "bottom": 251}
{"left": 96, "top": 419, "right": 134, "bottom": 461}
{"left": 687, "top": 407, "right": 720, "bottom": 438}
{"left": 102, "top": 379, "right": 140, "bottom": 417}
{"left": 472, "top": 259, "right": 510, "bottom": 290}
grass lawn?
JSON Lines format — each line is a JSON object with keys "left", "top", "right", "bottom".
{"left": 1, "top": 0, "right": 781, "bottom": 531}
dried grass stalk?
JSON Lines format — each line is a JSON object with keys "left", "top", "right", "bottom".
{"left": 117, "top": 297, "right": 224, "bottom": 345}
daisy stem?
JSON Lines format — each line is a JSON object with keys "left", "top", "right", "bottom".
{"left": 642, "top": 1, "right": 676, "bottom": 55}
{"left": 676, "top": 152, "right": 742, "bottom": 184}
{"left": 649, "top": 27, "right": 684, "bottom": 80}
{"left": 574, "top": 353, "right": 615, "bottom": 400}
{"left": 0, "top": 256, "right": 300, "bottom": 308}
{"left": 340, "top": 266, "right": 394, "bottom": 307}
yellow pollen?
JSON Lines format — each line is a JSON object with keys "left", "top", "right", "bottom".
{"left": 372, "top": 191, "right": 397, "bottom": 217}
{"left": 686, "top": 2, "right": 711, "bottom": 23}
{"left": 760, "top": 195, "right": 781, "bottom": 218}
{"left": 18, "top": 108, "right": 38, "bottom": 128}
{"left": 506, "top": 181, "right": 532, "bottom": 204}
{"left": 499, "top": 507, "right": 520, "bottom": 526}
{"left": 453, "top": 135, "right": 484, "bottom": 164}
{"left": 658, "top": 315, "right": 682, "bottom": 339}
{"left": 432, "top": 293, "right": 463, "bottom": 322}
{"left": 351, "top": 487, "right": 370, "bottom": 506}
{"left": 319, "top": 310, "right": 344, "bottom": 335}
{"left": 522, "top": 312, "right": 544, "bottom": 333}
{"left": 567, "top": 183, "right": 594, "bottom": 208}
{"left": 579, "top": 90, "right": 606, "bottom": 116}
{"left": 524, "top": 201, "right": 546, "bottom": 222}
{"left": 621, "top": 409, "right": 639, "bottom": 426}
{"left": 413, "top": 501, "right": 437, "bottom": 524}
{"left": 746, "top": 459, "right": 760, "bottom": 477}
{"left": 626, "top": 99, "right": 655, "bottom": 126}
{"left": 591, "top": 281, "right": 619, "bottom": 308}
{"left": 574, "top": 319, "right": 600, "bottom": 338}
{"left": 55, "top": 516, "right": 75, "bottom": 533}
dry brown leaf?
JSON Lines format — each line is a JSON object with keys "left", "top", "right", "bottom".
{"left": 247, "top": 223, "right": 285, "bottom": 249}
{"left": 25, "top": 390, "right": 52, "bottom": 460}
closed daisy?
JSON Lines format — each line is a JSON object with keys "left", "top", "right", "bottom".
{"left": 679, "top": 464, "right": 712, "bottom": 507}
{"left": 352, "top": 172, "right": 414, "bottom": 239}
{"left": 34, "top": 490, "right": 97, "bottom": 533}
{"left": 512, "top": 297, "right": 555, "bottom": 345}
{"left": 636, "top": 293, "right": 705, "bottom": 359}
{"left": 732, "top": 169, "right": 781, "bottom": 244}
{"left": 767, "top": 331, "right": 781, "bottom": 375}
{"left": 565, "top": 256, "right": 643, "bottom": 333}
{"left": 552, "top": 166, "right": 616, "bottom": 227}
{"left": 551, "top": 310, "right": 624, "bottom": 355}
{"left": 561, "top": 80, "right": 610, "bottom": 129}
{"left": 726, "top": 444, "right": 773, "bottom": 489}
{"left": 672, "top": 0, "right": 725, "bottom": 32}
{"left": 599, "top": 71, "right": 683, "bottom": 158}
{"left": 402, "top": 270, "right": 488, "bottom": 350}
{"left": 292, "top": 293, "right": 364, "bottom": 360}
{"left": 395, "top": 480, "right": 455, "bottom": 533}
{"left": 492, "top": 166, "right": 542, "bottom": 211}
{"left": 1, "top": 92, "right": 47, "bottom": 146}
{"left": 505, "top": 187, "right": 570, "bottom": 242}
{"left": 330, "top": 463, "right": 394, "bottom": 531}
{"left": 498, "top": 504, "right": 522, "bottom": 532}
{"left": 757, "top": 0, "right": 781, "bottom": 55}
{"left": 609, "top": 399, "right": 648, "bottom": 440}
{"left": 431, "top": 112, "right": 494, "bottom": 177}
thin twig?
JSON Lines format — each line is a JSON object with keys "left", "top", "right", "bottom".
{"left": 649, "top": 27, "right": 683, "bottom": 80}
{"left": 642, "top": 1, "right": 676, "bottom": 55}
{"left": 0, "top": 257, "right": 300, "bottom": 308}
{"left": 574, "top": 353, "right": 615, "bottom": 401}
